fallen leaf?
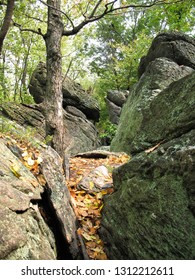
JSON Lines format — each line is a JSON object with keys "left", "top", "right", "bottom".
{"left": 10, "top": 163, "right": 21, "bottom": 178}
{"left": 82, "top": 232, "right": 96, "bottom": 241}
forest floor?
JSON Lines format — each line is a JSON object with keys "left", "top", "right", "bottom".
{"left": 67, "top": 153, "right": 129, "bottom": 259}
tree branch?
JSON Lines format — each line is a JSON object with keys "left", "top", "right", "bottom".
{"left": 39, "top": 0, "right": 75, "bottom": 29}
{"left": 63, "top": 0, "right": 183, "bottom": 36}
{"left": 88, "top": 0, "right": 103, "bottom": 19}
{"left": 13, "top": 21, "right": 45, "bottom": 37}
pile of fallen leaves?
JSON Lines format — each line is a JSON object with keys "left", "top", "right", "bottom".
{"left": 67, "top": 154, "right": 130, "bottom": 259}
{"left": 1, "top": 134, "right": 46, "bottom": 187}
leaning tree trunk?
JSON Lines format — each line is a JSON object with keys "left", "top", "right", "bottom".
{"left": 44, "top": 0, "right": 65, "bottom": 157}
{"left": 0, "top": 0, "right": 15, "bottom": 55}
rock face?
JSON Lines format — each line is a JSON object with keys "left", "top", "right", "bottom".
{"left": 101, "top": 130, "right": 195, "bottom": 259}
{"left": 29, "top": 62, "right": 100, "bottom": 122}
{"left": 0, "top": 138, "right": 82, "bottom": 260}
{"left": 1, "top": 102, "right": 100, "bottom": 156}
{"left": 101, "top": 32, "right": 195, "bottom": 259}
{"left": 111, "top": 58, "right": 194, "bottom": 154}
{"left": 105, "top": 90, "right": 129, "bottom": 125}
{"left": 0, "top": 139, "right": 56, "bottom": 259}
{"left": 138, "top": 32, "right": 195, "bottom": 78}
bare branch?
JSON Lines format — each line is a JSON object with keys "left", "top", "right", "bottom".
{"left": 107, "top": 0, "right": 183, "bottom": 14}
{"left": 13, "top": 21, "right": 45, "bottom": 37}
{"left": 24, "top": 14, "right": 47, "bottom": 24}
{"left": 88, "top": 0, "right": 103, "bottom": 19}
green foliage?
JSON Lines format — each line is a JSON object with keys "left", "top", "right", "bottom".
{"left": 98, "top": 120, "right": 117, "bottom": 145}
{"left": 0, "top": 0, "right": 46, "bottom": 102}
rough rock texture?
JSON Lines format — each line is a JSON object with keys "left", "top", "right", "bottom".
{"left": 0, "top": 137, "right": 83, "bottom": 260}
{"left": 41, "top": 146, "right": 80, "bottom": 258}
{"left": 29, "top": 62, "right": 100, "bottom": 122}
{"left": 138, "top": 32, "right": 195, "bottom": 78}
{"left": 101, "top": 33, "right": 195, "bottom": 260}
{"left": 106, "top": 90, "right": 129, "bottom": 125}
{"left": 77, "top": 165, "right": 112, "bottom": 193}
{"left": 0, "top": 139, "right": 56, "bottom": 260}
{"left": 111, "top": 58, "right": 195, "bottom": 154}
{"left": 101, "top": 130, "right": 195, "bottom": 259}
{"left": 1, "top": 102, "right": 100, "bottom": 156}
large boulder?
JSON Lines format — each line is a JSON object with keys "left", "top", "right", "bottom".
{"left": 101, "top": 32, "right": 195, "bottom": 260}
{"left": 111, "top": 58, "right": 194, "bottom": 154}
{"left": 0, "top": 139, "right": 56, "bottom": 259}
{"left": 1, "top": 102, "right": 100, "bottom": 156}
{"left": 138, "top": 32, "right": 195, "bottom": 77}
{"left": 29, "top": 62, "right": 100, "bottom": 122}
{"left": 101, "top": 129, "right": 195, "bottom": 259}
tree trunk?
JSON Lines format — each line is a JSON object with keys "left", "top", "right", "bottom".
{"left": 44, "top": 0, "right": 65, "bottom": 157}
{"left": 0, "top": 0, "right": 15, "bottom": 55}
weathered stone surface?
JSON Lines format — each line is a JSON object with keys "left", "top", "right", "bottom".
{"left": 0, "top": 139, "right": 57, "bottom": 260}
{"left": 105, "top": 98, "right": 121, "bottom": 125}
{"left": 106, "top": 90, "right": 129, "bottom": 125}
{"left": 29, "top": 62, "right": 100, "bottom": 121}
{"left": 41, "top": 146, "right": 80, "bottom": 259}
{"left": 1, "top": 103, "right": 45, "bottom": 140}
{"left": 111, "top": 58, "right": 195, "bottom": 154}
{"left": 107, "top": 90, "right": 128, "bottom": 107}
{"left": 138, "top": 32, "right": 195, "bottom": 77}
{"left": 101, "top": 32, "right": 195, "bottom": 260}
{"left": 101, "top": 129, "right": 195, "bottom": 259}
{"left": 77, "top": 165, "right": 113, "bottom": 193}
{"left": 1, "top": 102, "right": 100, "bottom": 156}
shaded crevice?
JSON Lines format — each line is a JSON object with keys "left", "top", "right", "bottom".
{"left": 132, "top": 125, "right": 195, "bottom": 156}
{"left": 37, "top": 187, "right": 73, "bottom": 260}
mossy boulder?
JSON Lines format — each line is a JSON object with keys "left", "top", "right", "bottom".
{"left": 111, "top": 58, "right": 194, "bottom": 155}
{"left": 101, "top": 129, "right": 195, "bottom": 259}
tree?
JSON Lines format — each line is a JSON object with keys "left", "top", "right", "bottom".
{"left": 0, "top": 0, "right": 15, "bottom": 55}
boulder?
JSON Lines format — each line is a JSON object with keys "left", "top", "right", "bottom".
{"left": 100, "top": 129, "right": 195, "bottom": 259}
{"left": 29, "top": 62, "right": 100, "bottom": 122}
{"left": 1, "top": 102, "right": 100, "bottom": 156}
{"left": 138, "top": 32, "right": 195, "bottom": 78}
{"left": 106, "top": 90, "right": 129, "bottom": 125}
{"left": 111, "top": 58, "right": 195, "bottom": 154}
{"left": 0, "top": 136, "right": 85, "bottom": 259}
{"left": 0, "top": 139, "right": 56, "bottom": 259}
{"left": 77, "top": 165, "right": 113, "bottom": 193}
{"left": 101, "top": 32, "right": 195, "bottom": 260}
{"left": 105, "top": 98, "right": 121, "bottom": 125}
{"left": 107, "top": 90, "right": 128, "bottom": 107}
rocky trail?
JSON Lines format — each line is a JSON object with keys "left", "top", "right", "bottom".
{"left": 67, "top": 153, "right": 130, "bottom": 259}
{"left": 0, "top": 132, "right": 129, "bottom": 260}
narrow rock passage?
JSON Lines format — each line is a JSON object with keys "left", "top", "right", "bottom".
{"left": 66, "top": 152, "right": 130, "bottom": 259}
